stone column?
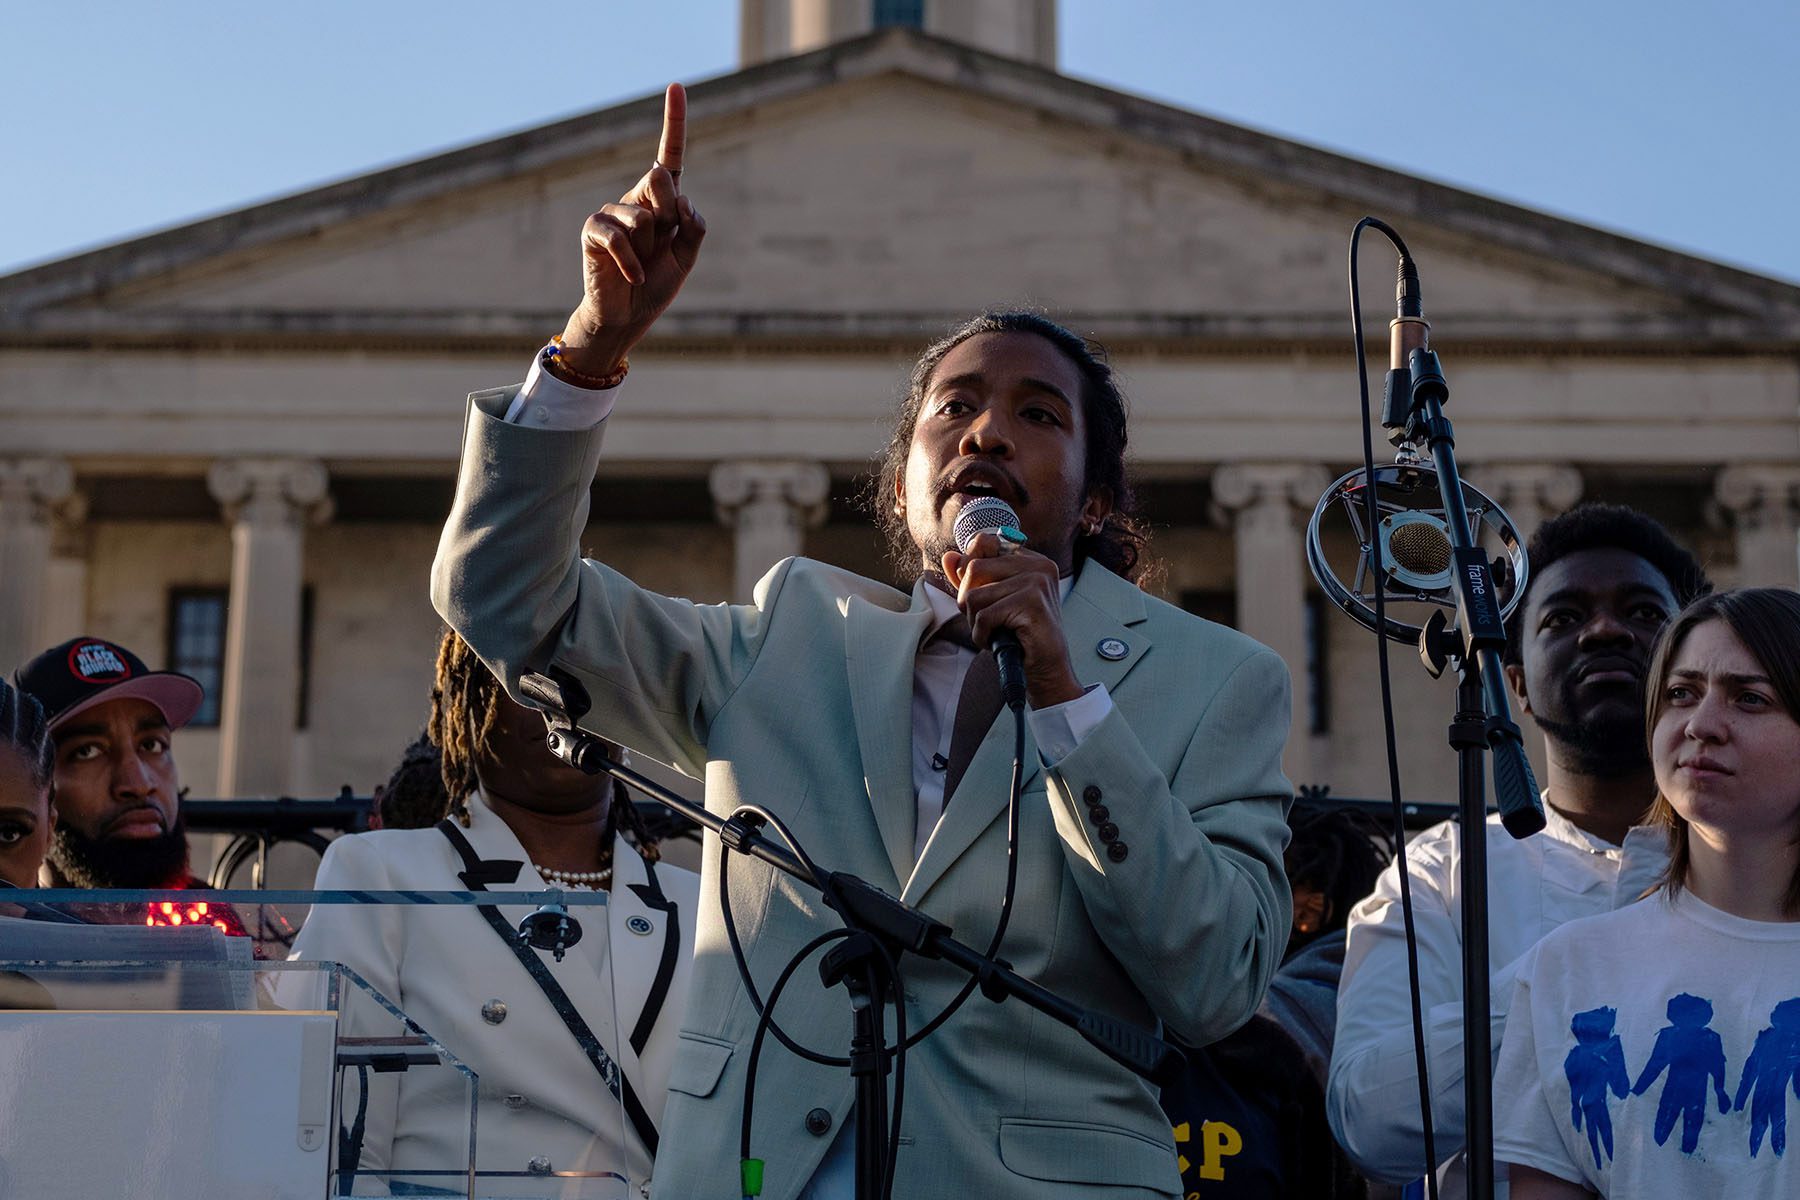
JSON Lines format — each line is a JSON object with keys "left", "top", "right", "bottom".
{"left": 0, "top": 458, "right": 75, "bottom": 671}
{"left": 39, "top": 492, "right": 92, "bottom": 648}
{"left": 207, "top": 459, "right": 331, "bottom": 798}
{"left": 1478, "top": 463, "right": 1583, "bottom": 543}
{"left": 709, "top": 460, "right": 831, "bottom": 603}
{"left": 1715, "top": 466, "right": 1800, "bottom": 588}
{"left": 1211, "top": 463, "right": 1328, "bottom": 785}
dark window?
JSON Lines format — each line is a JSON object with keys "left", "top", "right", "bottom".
{"left": 873, "top": 0, "right": 924, "bottom": 29}
{"left": 1178, "top": 589, "right": 1237, "bottom": 629}
{"left": 1305, "top": 593, "right": 1330, "bottom": 735}
{"left": 166, "top": 586, "right": 315, "bottom": 730}
{"left": 297, "top": 588, "right": 314, "bottom": 731}
{"left": 168, "top": 588, "right": 227, "bottom": 727}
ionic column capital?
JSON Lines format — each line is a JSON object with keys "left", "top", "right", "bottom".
{"left": 1478, "top": 463, "right": 1583, "bottom": 514}
{"left": 1714, "top": 465, "right": 1800, "bottom": 530}
{"left": 708, "top": 460, "right": 832, "bottom": 527}
{"left": 710, "top": 460, "right": 831, "bottom": 602}
{"left": 49, "top": 491, "right": 91, "bottom": 558}
{"left": 1209, "top": 462, "right": 1328, "bottom": 527}
{"left": 0, "top": 458, "right": 76, "bottom": 525}
{"left": 207, "top": 458, "right": 332, "bottom": 527}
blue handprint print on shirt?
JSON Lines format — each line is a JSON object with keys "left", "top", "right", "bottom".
{"left": 1735, "top": 997, "right": 1800, "bottom": 1158}
{"left": 1632, "top": 993, "right": 1731, "bottom": 1155}
{"left": 1564, "top": 1006, "right": 1631, "bottom": 1168}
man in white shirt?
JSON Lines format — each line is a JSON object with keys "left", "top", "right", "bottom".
{"left": 1327, "top": 503, "right": 1712, "bottom": 1197}
{"left": 432, "top": 85, "right": 1295, "bottom": 1200}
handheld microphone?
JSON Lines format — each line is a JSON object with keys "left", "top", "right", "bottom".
{"left": 951, "top": 496, "right": 1029, "bottom": 711}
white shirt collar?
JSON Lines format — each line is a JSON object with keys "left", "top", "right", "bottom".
{"left": 1537, "top": 789, "right": 1661, "bottom": 857}
{"left": 917, "top": 571, "right": 1076, "bottom": 644}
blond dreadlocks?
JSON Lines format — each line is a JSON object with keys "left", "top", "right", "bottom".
{"left": 427, "top": 629, "right": 659, "bottom": 863}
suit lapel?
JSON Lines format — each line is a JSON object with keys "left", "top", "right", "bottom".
{"left": 845, "top": 590, "right": 934, "bottom": 888}
{"left": 616, "top": 847, "right": 678, "bottom": 1057}
{"left": 902, "top": 702, "right": 1041, "bottom": 905}
{"left": 1060, "top": 561, "right": 1152, "bottom": 697}
{"left": 461, "top": 798, "right": 622, "bottom": 1060}
{"left": 902, "top": 563, "right": 1152, "bottom": 905}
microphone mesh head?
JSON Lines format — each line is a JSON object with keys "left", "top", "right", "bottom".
{"left": 1388, "top": 520, "right": 1453, "bottom": 576}
{"left": 952, "top": 496, "right": 1020, "bottom": 554}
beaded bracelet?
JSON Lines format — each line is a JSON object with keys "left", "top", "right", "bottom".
{"left": 541, "top": 335, "right": 629, "bottom": 390}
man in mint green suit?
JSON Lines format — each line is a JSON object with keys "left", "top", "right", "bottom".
{"left": 433, "top": 86, "right": 1293, "bottom": 1200}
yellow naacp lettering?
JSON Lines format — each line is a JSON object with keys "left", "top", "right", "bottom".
{"left": 1170, "top": 1121, "right": 1191, "bottom": 1175}
{"left": 1198, "top": 1120, "right": 1243, "bottom": 1181}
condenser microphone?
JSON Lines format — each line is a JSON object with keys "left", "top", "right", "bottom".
{"left": 952, "top": 496, "right": 1029, "bottom": 711}
{"left": 1382, "top": 253, "right": 1435, "bottom": 437}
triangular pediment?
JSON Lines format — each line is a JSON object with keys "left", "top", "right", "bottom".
{"left": 6, "top": 29, "right": 1797, "bottom": 349}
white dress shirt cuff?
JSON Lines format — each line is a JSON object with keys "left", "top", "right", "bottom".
{"left": 1027, "top": 683, "right": 1113, "bottom": 765}
{"left": 503, "top": 353, "right": 623, "bottom": 428}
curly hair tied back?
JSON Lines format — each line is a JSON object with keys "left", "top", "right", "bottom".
{"left": 869, "top": 311, "right": 1151, "bottom": 585}
{"left": 427, "top": 630, "right": 660, "bottom": 862}
{"left": 375, "top": 730, "right": 452, "bottom": 830}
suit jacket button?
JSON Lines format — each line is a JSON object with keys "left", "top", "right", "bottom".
{"left": 805, "top": 1108, "right": 833, "bottom": 1136}
{"left": 1107, "top": 841, "right": 1129, "bottom": 863}
{"left": 527, "top": 1156, "right": 553, "bottom": 1175}
{"left": 1097, "top": 822, "right": 1119, "bottom": 843}
{"left": 1082, "top": 785, "right": 1102, "bottom": 806}
{"left": 481, "top": 1000, "right": 508, "bottom": 1025}
{"left": 1087, "top": 804, "right": 1109, "bottom": 823}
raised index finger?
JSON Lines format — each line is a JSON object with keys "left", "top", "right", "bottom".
{"left": 657, "top": 83, "right": 687, "bottom": 180}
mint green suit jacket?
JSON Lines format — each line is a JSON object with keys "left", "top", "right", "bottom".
{"left": 432, "top": 387, "right": 1294, "bottom": 1200}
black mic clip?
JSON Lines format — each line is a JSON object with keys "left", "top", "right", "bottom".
{"left": 1388, "top": 347, "right": 1452, "bottom": 452}
{"left": 1381, "top": 361, "right": 1414, "bottom": 441}
{"left": 520, "top": 669, "right": 613, "bottom": 776}
{"left": 1409, "top": 348, "right": 1449, "bottom": 409}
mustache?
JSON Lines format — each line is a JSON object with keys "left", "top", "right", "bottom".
{"left": 932, "top": 461, "right": 1029, "bottom": 508}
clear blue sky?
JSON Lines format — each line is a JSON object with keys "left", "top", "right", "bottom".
{"left": 6, "top": 1, "right": 1797, "bottom": 282}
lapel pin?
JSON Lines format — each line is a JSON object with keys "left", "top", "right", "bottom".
{"left": 1097, "top": 638, "right": 1129, "bottom": 661}
{"left": 626, "top": 915, "right": 655, "bottom": 936}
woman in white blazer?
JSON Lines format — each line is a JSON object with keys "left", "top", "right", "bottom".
{"left": 291, "top": 633, "right": 698, "bottom": 1198}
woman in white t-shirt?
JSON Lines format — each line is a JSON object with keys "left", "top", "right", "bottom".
{"left": 1495, "top": 586, "right": 1800, "bottom": 1199}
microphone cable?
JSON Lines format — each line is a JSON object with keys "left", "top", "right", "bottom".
{"left": 1348, "top": 216, "right": 1440, "bottom": 1200}
{"left": 721, "top": 705, "right": 1027, "bottom": 1200}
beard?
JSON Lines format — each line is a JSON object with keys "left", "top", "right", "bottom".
{"left": 1533, "top": 709, "right": 1651, "bottom": 778}
{"left": 49, "top": 811, "right": 191, "bottom": 889}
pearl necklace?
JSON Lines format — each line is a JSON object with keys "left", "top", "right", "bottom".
{"left": 533, "top": 862, "right": 612, "bottom": 889}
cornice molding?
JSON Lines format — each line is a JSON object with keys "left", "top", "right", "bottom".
{"left": 4, "top": 28, "right": 1797, "bottom": 323}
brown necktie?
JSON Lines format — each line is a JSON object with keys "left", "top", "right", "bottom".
{"left": 937, "top": 616, "right": 1005, "bottom": 810}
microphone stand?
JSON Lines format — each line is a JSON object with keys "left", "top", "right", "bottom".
{"left": 1388, "top": 341, "right": 1546, "bottom": 1200}
{"left": 516, "top": 669, "right": 1181, "bottom": 1200}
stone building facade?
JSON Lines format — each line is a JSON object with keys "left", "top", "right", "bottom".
{"left": 3, "top": 6, "right": 1797, "bottom": 813}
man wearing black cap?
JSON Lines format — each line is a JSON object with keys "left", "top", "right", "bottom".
{"left": 14, "top": 636, "right": 212, "bottom": 897}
